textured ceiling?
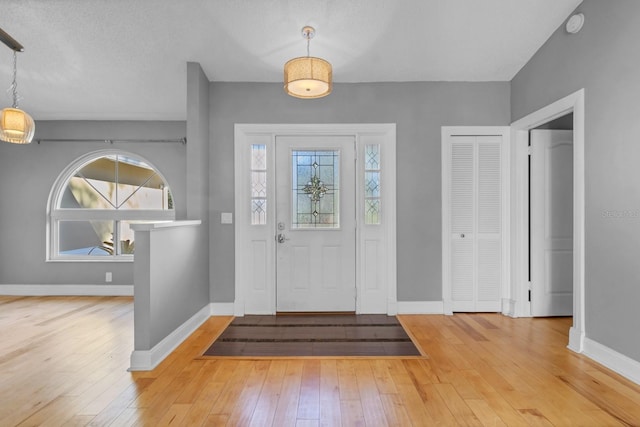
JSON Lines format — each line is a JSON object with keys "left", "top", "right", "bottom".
{"left": 1, "top": 0, "right": 582, "bottom": 120}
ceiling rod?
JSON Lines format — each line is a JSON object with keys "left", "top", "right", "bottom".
{"left": 35, "top": 138, "right": 187, "bottom": 145}
{"left": 0, "top": 27, "right": 24, "bottom": 52}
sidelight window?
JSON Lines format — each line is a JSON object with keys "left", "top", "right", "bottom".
{"left": 250, "top": 144, "right": 268, "bottom": 225}
{"left": 364, "top": 144, "right": 381, "bottom": 225}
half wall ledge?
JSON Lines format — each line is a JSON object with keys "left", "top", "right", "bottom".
{"left": 130, "top": 220, "right": 202, "bottom": 232}
{"left": 130, "top": 219, "right": 208, "bottom": 371}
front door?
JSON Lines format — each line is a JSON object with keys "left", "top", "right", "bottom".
{"left": 275, "top": 135, "right": 356, "bottom": 312}
{"left": 530, "top": 129, "right": 574, "bottom": 316}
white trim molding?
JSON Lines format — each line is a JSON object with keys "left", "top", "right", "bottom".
{"left": 502, "top": 298, "right": 517, "bottom": 317}
{"left": 0, "top": 284, "right": 134, "bottom": 296}
{"left": 583, "top": 338, "right": 640, "bottom": 386}
{"left": 510, "top": 89, "right": 585, "bottom": 354}
{"left": 129, "top": 303, "right": 211, "bottom": 371}
{"left": 397, "top": 301, "right": 444, "bottom": 315}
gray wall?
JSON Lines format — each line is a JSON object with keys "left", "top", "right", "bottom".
{"left": 186, "top": 62, "right": 212, "bottom": 302}
{"left": 187, "top": 62, "right": 211, "bottom": 222}
{"left": 0, "top": 120, "right": 186, "bottom": 286}
{"left": 208, "top": 81, "right": 510, "bottom": 302}
{"left": 511, "top": 0, "right": 640, "bottom": 362}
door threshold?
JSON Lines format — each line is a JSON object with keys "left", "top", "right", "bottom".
{"left": 276, "top": 311, "right": 356, "bottom": 316}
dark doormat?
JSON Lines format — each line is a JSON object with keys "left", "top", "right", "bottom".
{"left": 202, "top": 314, "right": 424, "bottom": 358}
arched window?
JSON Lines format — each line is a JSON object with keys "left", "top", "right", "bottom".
{"left": 48, "top": 150, "right": 175, "bottom": 260}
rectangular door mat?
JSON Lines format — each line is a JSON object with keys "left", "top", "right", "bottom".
{"left": 202, "top": 314, "right": 423, "bottom": 357}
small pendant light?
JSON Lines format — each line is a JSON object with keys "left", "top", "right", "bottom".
{"left": 0, "top": 28, "right": 35, "bottom": 144}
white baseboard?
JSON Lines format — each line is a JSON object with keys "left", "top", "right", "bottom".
{"left": 502, "top": 298, "right": 517, "bottom": 318}
{"left": 0, "top": 284, "right": 134, "bottom": 296}
{"left": 397, "top": 301, "right": 444, "bottom": 314}
{"left": 583, "top": 337, "right": 640, "bottom": 386}
{"left": 568, "top": 326, "right": 585, "bottom": 353}
{"left": 129, "top": 304, "right": 211, "bottom": 371}
{"left": 210, "top": 302, "right": 235, "bottom": 316}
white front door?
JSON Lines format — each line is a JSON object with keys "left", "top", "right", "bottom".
{"left": 530, "top": 129, "right": 574, "bottom": 316}
{"left": 275, "top": 135, "right": 356, "bottom": 312}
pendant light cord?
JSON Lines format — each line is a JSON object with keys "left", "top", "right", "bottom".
{"left": 306, "top": 34, "right": 310, "bottom": 57}
{"left": 10, "top": 50, "right": 19, "bottom": 108}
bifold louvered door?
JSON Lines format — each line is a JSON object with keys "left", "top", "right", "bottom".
{"left": 447, "top": 134, "right": 503, "bottom": 312}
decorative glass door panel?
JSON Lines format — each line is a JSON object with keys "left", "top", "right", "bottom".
{"left": 275, "top": 136, "right": 356, "bottom": 312}
{"left": 291, "top": 150, "right": 340, "bottom": 229}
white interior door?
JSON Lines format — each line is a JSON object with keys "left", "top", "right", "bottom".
{"left": 445, "top": 132, "right": 505, "bottom": 313}
{"left": 531, "top": 129, "right": 574, "bottom": 316}
{"left": 275, "top": 135, "right": 356, "bottom": 312}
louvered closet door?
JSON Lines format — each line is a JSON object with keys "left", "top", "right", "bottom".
{"left": 451, "top": 138, "right": 475, "bottom": 308}
{"left": 450, "top": 135, "right": 502, "bottom": 312}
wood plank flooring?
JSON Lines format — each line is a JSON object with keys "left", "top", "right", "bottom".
{"left": 1, "top": 296, "right": 640, "bottom": 426}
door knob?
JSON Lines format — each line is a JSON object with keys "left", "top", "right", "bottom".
{"left": 277, "top": 233, "right": 288, "bottom": 243}
{"left": 460, "top": 233, "right": 465, "bottom": 238}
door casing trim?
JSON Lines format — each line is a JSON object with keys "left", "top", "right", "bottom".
{"left": 234, "top": 123, "right": 397, "bottom": 315}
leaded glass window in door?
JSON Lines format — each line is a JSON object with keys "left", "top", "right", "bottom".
{"left": 291, "top": 150, "right": 340, "bottom": 229}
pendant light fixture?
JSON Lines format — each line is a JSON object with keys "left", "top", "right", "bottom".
{"left": 0, "top": 27, "right": 35, "bottom": 144}
{"left": 284, "top": 26, "right": 332, "bottom": 99}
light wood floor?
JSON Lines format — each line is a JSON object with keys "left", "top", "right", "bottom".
{"left": 1, "top": 296, "right": 640, "bottom": 426}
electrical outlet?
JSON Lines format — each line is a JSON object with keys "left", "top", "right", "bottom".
{"left": 105, "top": 272, "right": 112, "bottom": 283}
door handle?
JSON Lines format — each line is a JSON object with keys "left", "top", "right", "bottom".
{"left": 277, "top": 233, "right": 289, "bottom": 243}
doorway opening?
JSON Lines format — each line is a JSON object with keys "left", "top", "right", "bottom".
{"left": 234, "top": 124, "right": 397, "bottom": 317}
{"left": 529, "top": 115, "right": 574, "bottom": 317}
{"left": 511, "top": 89, "right": 585, "bottom": 353}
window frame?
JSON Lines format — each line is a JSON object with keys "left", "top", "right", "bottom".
{"left": 47, "top": 149, "right": 175, "bottom": 262}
